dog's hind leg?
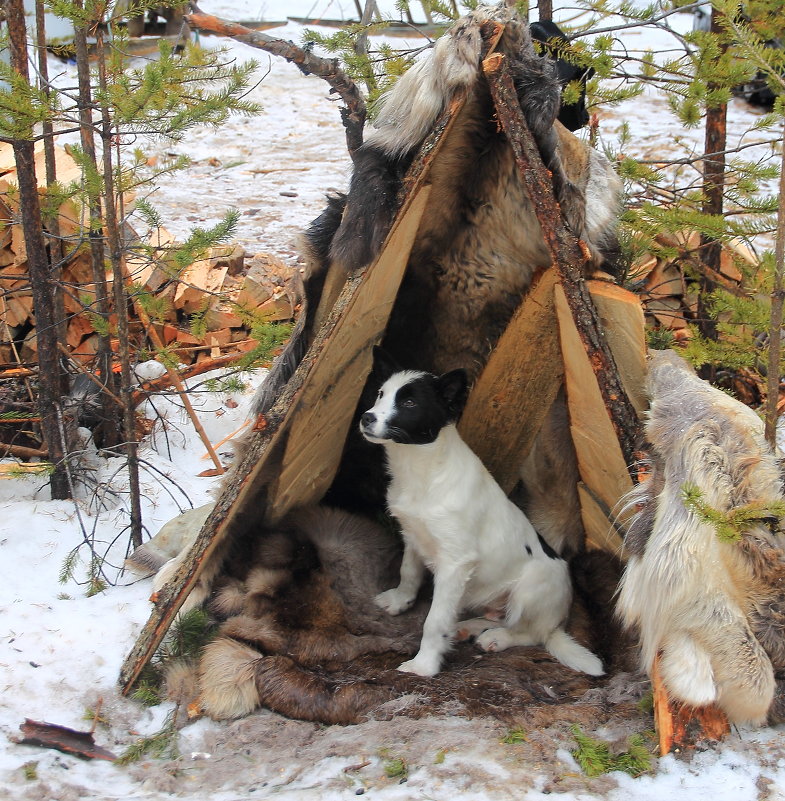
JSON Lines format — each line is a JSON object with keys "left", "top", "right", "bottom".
{"left": 475, "top": 623, "right": 604, "bottom": 676}
{"left": 455, "top": 616, "right": 495, "bottom": 641}
{"left": 475, "top": 624, "right": 538, "bottom": 652}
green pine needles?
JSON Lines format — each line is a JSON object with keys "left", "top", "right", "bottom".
{"left": 681, "top": 483, "right": 785, "bottom": 543}
{"left": 571, "top": 726, "right": 653, "bottom": 778}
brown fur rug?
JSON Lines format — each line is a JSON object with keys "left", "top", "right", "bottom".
{"left": 193, "top": 506, "right": 636, "bottom": 726}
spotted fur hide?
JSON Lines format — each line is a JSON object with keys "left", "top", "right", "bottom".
{"left": 195, "top": 505, "right": 632, "bottom": 724}
{"left": 617, "top": 350, "right": 785, "bottom": 725}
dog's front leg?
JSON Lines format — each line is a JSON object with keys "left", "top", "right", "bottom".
{"left": 398, "top": 560, "right": 470, "bottom": 677}
{"left": 375, "top": 538, "right": 425, "bottom": 615}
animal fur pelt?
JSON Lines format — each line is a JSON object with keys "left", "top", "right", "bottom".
{"left": 243, "top": 3, "right": 622, "bottom": 556}
{"left": 126, "top": 503, "right": 221, "bottom": 616}
{"left": 616, "top": 350, "right": 785, "bottom": 726}
{"left": 193, "top": 504, "right": 632, "bottom": 724}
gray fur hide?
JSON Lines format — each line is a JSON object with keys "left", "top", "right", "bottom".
{"left": 617, "top": 350, "right": 785, "bottom": 725}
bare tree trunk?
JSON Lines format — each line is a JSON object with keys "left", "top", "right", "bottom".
{"left": 73, "top": 3, "right": 121, "bottom": 448}
{"left": 539, "top": 0, "right": 553, "bottom": 22}
{"left": 698, "top": 7, "right": 728, "bottom": 342}
{"left": 764, "top": 118, "right": 785, "bottom": 449}
{"left": 3, "top": 0, "right": 69, "bottom": 499}
{"left": 94, "top": 26, "right": 144, "bottom": 548}
{"left": 34, "top": 0, "right": 68, "bottom": 397}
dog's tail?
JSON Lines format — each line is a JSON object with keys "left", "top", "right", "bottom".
{"left": 545, "top": 628, "right": 605, "bottom": 676}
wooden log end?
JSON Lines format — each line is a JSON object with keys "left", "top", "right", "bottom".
{"left": 652, "top": 655, "right": 730, "bottom": 757}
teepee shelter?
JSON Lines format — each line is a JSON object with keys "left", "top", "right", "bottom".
{"left": 119, "top": 6, "right": 778, "bottom": 753}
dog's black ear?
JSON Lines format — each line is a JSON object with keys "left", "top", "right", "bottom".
{"left": 436, "top": 369, "right": 469, "bottom": 419}
{"left": 371, "top": 345, "right": 402, "bottom": 381}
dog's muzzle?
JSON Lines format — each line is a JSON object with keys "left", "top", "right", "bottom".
{"left": 360, "top": 411, "right": 385, "bottom": 442}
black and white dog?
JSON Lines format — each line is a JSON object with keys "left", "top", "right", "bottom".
{"left": 360, "top": 348, "right": 604, "bottom": 678}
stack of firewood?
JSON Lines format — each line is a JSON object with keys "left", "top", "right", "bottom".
{"left": 0, "top": 142, "right": 299, "bottom": 371}
{"left": 629, "top": 229, "right": 756, "bottom": 338}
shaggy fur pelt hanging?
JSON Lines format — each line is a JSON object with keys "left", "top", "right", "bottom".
{"left": 616, "top": 350, "right": 785, "bottom": 726}
{"left": 192, "top": 505, "right": 634, "bottom": 725}
{"left": 245, "top": 3, "right": 623, "bottom": 556}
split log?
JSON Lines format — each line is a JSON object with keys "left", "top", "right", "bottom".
{"left": 459, "top": 267, "right": 563, "bottom": 493}
{"left": 644, "top": 261, "right": 683, "bottom": 299}
{"left": 482, "top": 52, "right": 641, "bottom": 468}
{"left": 236, "top": 273, "right": 273, "bottom": 310}
{"left": 205, "top": 305, "right": 243, "bottom": 331}
{"left": 655, "top": 228, "right": 702, "bottom": 252}
{"left": 173, "top": 256, "right": 229, "bottom": 314}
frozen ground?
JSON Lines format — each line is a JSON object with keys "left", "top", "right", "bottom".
{"left": 2, "top": 2, "right": 785, "bottom": 799}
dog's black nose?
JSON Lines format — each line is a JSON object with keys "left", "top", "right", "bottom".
{"left": 360, "top": 412, "right": 376, "bottom": 428}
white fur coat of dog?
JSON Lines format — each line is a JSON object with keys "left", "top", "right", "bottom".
{"left": 360, "top": 357, "right": 604, "bottom": 677}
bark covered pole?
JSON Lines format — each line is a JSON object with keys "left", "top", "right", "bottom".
{"left": 3, "top": 0, "right": 69, "bottom": 498}
{"left": 698, "top": 6, "right": 729, "bottom": 342}
{"left": 34, "top": 0, "right": 68, "bottom": 394}
{"left": 764, "top": 118, "right": 785, "bottom": 449}
{"left": 482, "top": 51, "right": 640, "bottom": 467}
{"left": 72, "top": 0, "right": 120, "bottom": 448}
{"left": 94, "top": 24, "right": 144, "bottom": 548}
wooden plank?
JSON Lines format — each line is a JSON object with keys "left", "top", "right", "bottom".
{"left": 587, "top": 279, "right": 648, "bottom": 416}
{"left": 577, "top": 482, "right": 625, "bottom": 557}
{"left": 267, "top": 186, "right": 432, "bottom": 518}
{"left": 119, "top": 183, "right": 433, "bottom": 694}
{"left": 554, "top": 283, "right": 634, "bottom": 516}
{"left": 652, "top": 654, "right": 730, "bottom": 756}
{"left": 483, "top": 52, "right": 641, "bottom": 469}
{"left": 458, "top": 268, "right": 563, "bottom": 493}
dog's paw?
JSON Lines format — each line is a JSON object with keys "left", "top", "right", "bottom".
{"left": 374, "top": 588, "right": 415, "bottom": 616}
{"left": 397, "top": 655, "right": 440, "bottom": 677}
{"left": 476, "top": 628, "right": 513, "bottom": 653}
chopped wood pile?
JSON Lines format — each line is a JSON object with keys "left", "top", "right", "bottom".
{"left": 628, "top": 229, "right": 755, "bottom": 337}
{"left": 0, "top": 142, "right": 300, "bottom": 373}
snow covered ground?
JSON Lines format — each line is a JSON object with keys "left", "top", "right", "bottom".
{"left": 2, "top": 2, "right": 785, "bottom": 799}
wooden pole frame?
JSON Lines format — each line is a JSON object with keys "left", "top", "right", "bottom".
{"left": 118, "top": 22, "right": 506, "bottom": 694}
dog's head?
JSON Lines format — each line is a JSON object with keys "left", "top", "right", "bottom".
{"left": 359, "top": 347, "right": 468, "bottom": 445}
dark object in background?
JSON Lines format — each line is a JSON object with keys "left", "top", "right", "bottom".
{"left": 67, "top": 372, "right": 105, "bottom": 431}
{"left": 733, "top": 51, "right": 780, "bottom": 108}
{"left": 530, "top": 20, "right": 595, "bottom": 131}
{"left": 693, "top": 2, "right": 782, "bottom": 109}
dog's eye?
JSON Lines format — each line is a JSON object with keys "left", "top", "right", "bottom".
{"left": 403, "top": 398, "right": 416, "bottom": 408}
{"left": 377, "top": 390, "right": 384, "bottom": 399}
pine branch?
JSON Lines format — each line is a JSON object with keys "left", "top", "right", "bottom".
{"left": 184, "top": 3, "right": 367, "bottom": 157}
